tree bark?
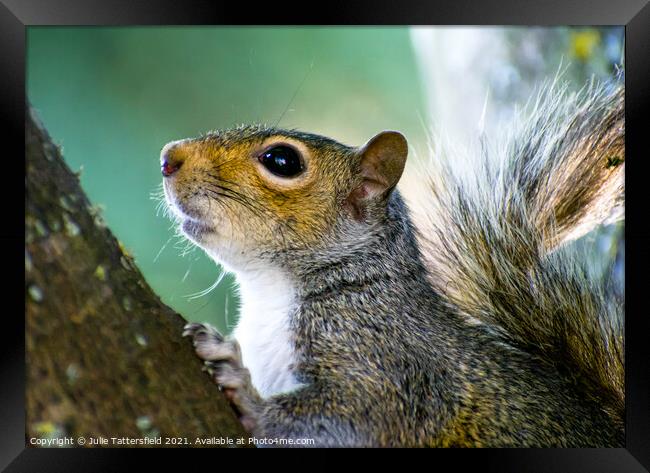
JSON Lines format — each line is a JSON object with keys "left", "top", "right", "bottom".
{"left": 25, "top": 108, "right": 251, "bottom": 447}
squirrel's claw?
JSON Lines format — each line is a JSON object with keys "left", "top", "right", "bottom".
{"left": 182, "top": 321, "right": 224, "bottom": 341}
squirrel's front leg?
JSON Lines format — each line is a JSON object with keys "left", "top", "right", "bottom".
{"left": 183, "top": 322, "right": 263, "bottom": 433}
{"left": 183, "top": 322, "right": 363, "bottom": 446}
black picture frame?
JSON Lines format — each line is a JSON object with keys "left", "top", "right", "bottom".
{"left": 5, "top": 0, "right": 650, "bottom": 470}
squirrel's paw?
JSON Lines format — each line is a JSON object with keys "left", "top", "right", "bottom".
{"left": 183, "top": 322, "right": 232, "bottom": 362}
{"left": 183, "top": 322, "right": 260, "bottom": 432}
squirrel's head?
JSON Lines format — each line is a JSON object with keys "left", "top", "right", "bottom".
{"left": 161, "top": 126, "right": 408, "bottom": 270}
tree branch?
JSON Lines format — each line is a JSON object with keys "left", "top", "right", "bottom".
{"left": 25, "top": 107, "right": 250, "bottom": 447}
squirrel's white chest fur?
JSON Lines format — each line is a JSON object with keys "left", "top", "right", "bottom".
{"left": 232, "top": 265, "right": 303, "bottom": 398}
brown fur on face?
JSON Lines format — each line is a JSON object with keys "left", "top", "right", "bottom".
{"left": 162, "top": 126, "right": 408, "bottom": 269}
{"left": 162, "top": 126, "right": 362, "bottom": 265}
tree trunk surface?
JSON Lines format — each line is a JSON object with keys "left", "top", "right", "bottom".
{"left": 25, "top": 108, "right": 251, "bottom": 448}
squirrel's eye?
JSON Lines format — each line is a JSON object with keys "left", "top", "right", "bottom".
{"left": 258, "top": 146, "right": 303, "bottom": 178}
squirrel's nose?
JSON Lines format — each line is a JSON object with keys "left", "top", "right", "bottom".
{"left": 160, "top": 141, "right": 186, "bottom": 177}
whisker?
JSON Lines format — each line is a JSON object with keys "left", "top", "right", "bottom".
{"left": 202, "top": 186, "right": 270, "bottom": 222}
{"left": 199, "top": 173, "right": 311, "bottom": 249}
{"left": 203, "top": 173, "right": 269, "bottom": 210}
{"left": 181, "top": 264, "right": 192, "bottom": 282}
{"left": 153, "top": 236, "right": 174, "bottom": 263}
{"left": 275, "top": 59, "right": 314, "bottom": 128}
{"left": 185, "top": 269, "right": 227, "bottom": 300}
{"left": 211, "top": 155, "right": 241, "bottom": 173}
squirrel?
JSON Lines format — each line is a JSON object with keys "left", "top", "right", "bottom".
{"left": 160, "top": 80, "right": 624, "bottom": 447}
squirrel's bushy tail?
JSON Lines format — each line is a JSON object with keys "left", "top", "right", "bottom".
{"left": 413, "top": 80, "right": 624, "bottom": 425}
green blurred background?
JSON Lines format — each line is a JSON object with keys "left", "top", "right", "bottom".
{"left": 27, "top": 27, "right": 624, "bottom": 333}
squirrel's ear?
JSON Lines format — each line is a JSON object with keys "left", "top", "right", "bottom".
{"left": 346, "top": 131, "right": 408, "bottom": 220}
